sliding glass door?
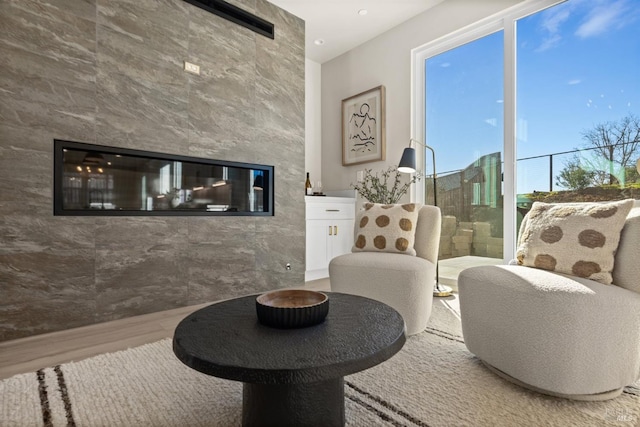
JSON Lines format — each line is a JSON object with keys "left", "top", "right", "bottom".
{"left": 516, "top": 0, "right": 640, "bottom": 237}
{"left": 425, "top": 31, "right": 504, "bottom": 262}
{"left": 414, "top": 0, "right": 640, "bottom": 264}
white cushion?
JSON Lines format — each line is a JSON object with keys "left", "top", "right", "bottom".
{"left": 352, "top": 203, "right": 421, "bottom": 255}
{"left": 330, "top": 251, "right": 436, "bottom": 335}
{"left": 516, "top": 199, "right": 634, "bottom": 284}
{"left": 613, "top": 205, "right": 640, "bottom": 292}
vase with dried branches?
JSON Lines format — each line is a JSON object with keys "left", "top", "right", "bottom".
{"left": 350, "top": 166, "right": 422, "bottom": 204}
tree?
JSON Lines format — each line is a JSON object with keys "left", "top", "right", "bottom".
{"left": 626, "top": 164, "right": 640, "bottom": 184}
{"left": 579, "top": 153, "right": 626, "bottom": 186}
{"left": 556, "top": 159, "right": 596, "bottom": 190}
{"left": 580, "top": 113, "right": 640, "bottom": 185}
{"left": 556, "top": 114, "right": 640, "bottom": 188}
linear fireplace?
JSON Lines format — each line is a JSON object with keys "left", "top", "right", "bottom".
{"left": 54, "top": 140, "right": 274, "bottom": 216}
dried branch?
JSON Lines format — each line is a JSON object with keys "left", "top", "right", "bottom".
{"left": 350, "top": 166, "right": 422, "bottom": 204}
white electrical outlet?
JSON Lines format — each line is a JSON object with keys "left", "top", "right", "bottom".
{"left": 356, "top": 170, "right": 364, "bottom": 182}
{"left": 184, "top": 61, "right": 200, "bottom": 75}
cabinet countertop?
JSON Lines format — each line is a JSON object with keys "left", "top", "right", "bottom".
{"left": 305, "top": 196, "right": 356, "bottom": 204}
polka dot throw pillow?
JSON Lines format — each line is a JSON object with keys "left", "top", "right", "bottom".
{"left": 516, "top": 199, "right": 634, "bottom": 285}
{"left": 352, "top": 203, "right": 422, "bottom": 256}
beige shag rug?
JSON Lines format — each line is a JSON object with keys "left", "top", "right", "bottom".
{"left": 1, "top": 299, "right": 639, "bottom": 426}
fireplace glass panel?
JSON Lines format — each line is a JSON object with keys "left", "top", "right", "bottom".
{"left": 54, "top": 140, "right": 273, "bottom": 216}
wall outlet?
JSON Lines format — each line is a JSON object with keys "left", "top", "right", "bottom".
{"left": 356, "top": 170, "right": 364, "bottom": 182}
{"left": 184, "top": 61, "right": 200, "bottom": 75}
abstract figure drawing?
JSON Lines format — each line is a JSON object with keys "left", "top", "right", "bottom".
{"left": 349, "top": 103, "right": 377, "bottom": 153}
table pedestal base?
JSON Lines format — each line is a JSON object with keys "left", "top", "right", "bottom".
{"left": 242, "top": 377, "right": 345, "bottom": 427}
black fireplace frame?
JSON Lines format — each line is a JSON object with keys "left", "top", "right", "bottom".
{"left": 53, "top": 139, "right": 274, "bottom": 217}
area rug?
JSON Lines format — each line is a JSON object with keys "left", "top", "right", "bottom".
{"left": 1, "top": 300, "right": 639, "bottom": 427}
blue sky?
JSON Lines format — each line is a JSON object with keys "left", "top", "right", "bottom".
{"left": 425, "top": 0, "right": 640, "bottom": 193}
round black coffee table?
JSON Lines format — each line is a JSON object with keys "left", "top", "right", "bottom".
{"left": 173, "top": 292, "right": 406, "bottom": 427}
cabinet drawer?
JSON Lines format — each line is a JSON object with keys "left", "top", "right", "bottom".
{"left": 306, "top": 203, "right": 355, "bottom": 220}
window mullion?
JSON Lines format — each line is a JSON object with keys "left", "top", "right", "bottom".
{"left": 503, "top": 16, "right": 517, "bottom": 262}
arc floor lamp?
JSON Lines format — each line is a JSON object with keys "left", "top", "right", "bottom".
{"left": 398, "top": 138, "right": 453, "bottom": 297}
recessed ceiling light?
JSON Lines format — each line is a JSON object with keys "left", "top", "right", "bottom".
{"left": 314, "top": 39, "right": 325, "bottom": 46}
{"left": 358, "top": 9, "right": 368, "bottom": 16}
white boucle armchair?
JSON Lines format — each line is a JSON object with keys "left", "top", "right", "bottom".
{"left": 329, "top": 205, "right": 441, "bottom": 336}
{"left": 458, "top": 202, "right": 640, "bottom": 400}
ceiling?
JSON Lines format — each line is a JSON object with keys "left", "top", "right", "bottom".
{"left": 268, "top": 0, "right": 445, "bottom": 64}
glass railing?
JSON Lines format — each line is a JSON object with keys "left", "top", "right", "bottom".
{"left": 433, "top": 147, "right": 640, "bottom": 261}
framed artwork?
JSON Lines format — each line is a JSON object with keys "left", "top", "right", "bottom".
{"left": 341, "top": 85, "right": 386, "bottom": 166}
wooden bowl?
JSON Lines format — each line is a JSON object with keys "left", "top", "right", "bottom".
{"left": 256, "top": 290, "right": 329, "bottom": 329}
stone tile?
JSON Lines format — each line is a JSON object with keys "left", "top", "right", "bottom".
{"left": 96, "top": 1, "right": 189, "bottom": 89}
{"left": 254, "top": 0, "right": 304, "bottom": 135}
{"left": 186, "top": 1, "right": 265, "bottom": 140}
{"left": 95, "top": 112, "right": 188, "bottom": 156}
{"left": 0, "top": 96, "right": 96, "bottom": 141}
{"left": 0, "top": 214, "right": 96, "bottom": 307}
{"left": 93, "top": 217, "right": 190, "bottom": 320}
{"left": 255, "top": 213, "right": 304, "bottom": 277}
{"left": 255, "top": 243, "right": 305, "bottom": 287}
{"left": 254, "top": 46, "right": 304, "bottom": 134}
{"left": 94, "top": 217, "right": 189, "bottom": 249}
{"left": 0, "top": 248, "right": 95, "bottom": 305}
{"left": 0, "top": 38, "right": 96, "bottom": 135}
{"left": 95, "top": 71, "right": 188, "bottom": 150}
{"left": 0, "top": 215, "right": 95, "bottom": 253}
{"left": 186, "top": 241, "right": 260, "bottom": 303}
{"left": 0, "top": 0, "right": 96, "bottom": 65}
{"left": 187, "top": 129, "right": 259, "bottom": 168}
{"left": 186, "top": 216, "right": 260, "bottom": 303}
{"left": 0, "top": 7, "right": 97, "bottom": 153}
{"left": 95, "top": 0, "right": 189, "bottom": 154}
{"left": 188, "top": 2, "right": 262, "bottom": 81}
{"left": 186, "top": 96, "right": 255, "bottom": 145}
{"left": 0, "top": 142, "right": 53, "bottom": 212}
{"left": 251, "top": 127, "right": 305, "bottom": 209}
{"left": 254, "top": 75, "right": 304, "bottom": 134}
{"left": 22, "top": 0, "right": 97, "bottom": 22}
{"left": 186, "top": 215, "right": 256, "bottom": 244}
{"left": 187, "top": 268, "right": 264, "bottom": 305}
{"left": 252, "top": 125, "right": 304, "bottom": 165}
{"left": 95, "top": 244, "right": 189, "bottom": 321}
{"left": 257, "top": 0, "right": 304, "bottom": 52}
{"left": 0, "top": 297, "right": 98, "bottom": 342}
{"left": 256, "top": 269, "right": 304, "bottom": 292}
{"left": 0, "top": 125, "right": 99, "bottom": 220}
{"left": 222, "top": 0, "right": 257, "bottom": 15}
{"left": 0, "top": 43, "right": 95, "bottom": 95}
{"left": 97, "top": 0, "right": 190, "bottom": 50}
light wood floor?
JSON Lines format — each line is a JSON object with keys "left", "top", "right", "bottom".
{"left": 0, "top": 279, "right": 330, "bottom": 380}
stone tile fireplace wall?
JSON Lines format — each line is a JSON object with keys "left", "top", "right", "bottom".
{"left": 0, "top": 0, "right": 305, "bottom": 341}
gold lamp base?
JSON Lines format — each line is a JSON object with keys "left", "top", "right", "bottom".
{"left": 433, "top": 283, "right": 453, "bottom": 297}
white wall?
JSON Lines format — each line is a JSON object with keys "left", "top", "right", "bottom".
{"left": 321, "top": 0, "right": 522, "bottom": 193}
{"left": 305, "top": 58, "right": 322, "bottom": 185}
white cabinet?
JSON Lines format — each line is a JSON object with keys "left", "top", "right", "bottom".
{"left": 305, "top": 196, "right": 356, "bottom": 281}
